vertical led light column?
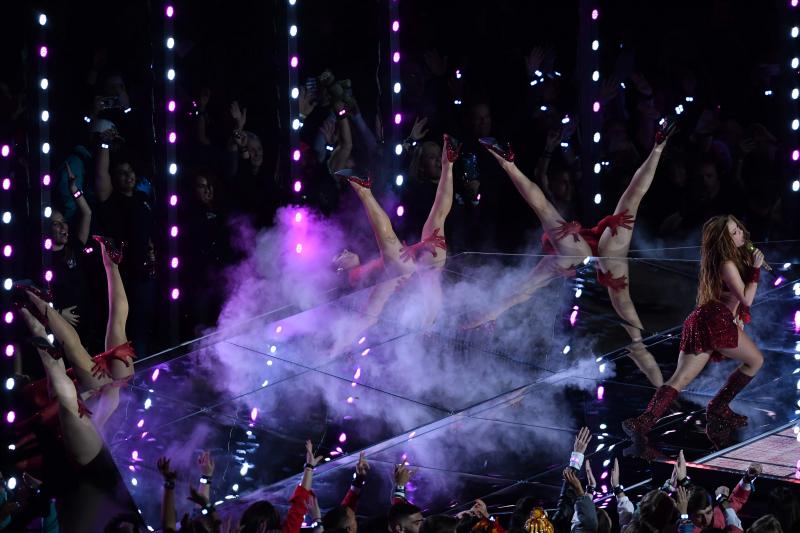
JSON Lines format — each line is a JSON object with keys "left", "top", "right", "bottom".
{"left": 790, "top": 2, "right": 800, "bottom": 442}
{"left": 38, "top": 13, "right": 53, "bottom": 290}
{"left": 389, "top": 0, "right": 403, "bottom": 218}
{"left": 164, "top": 4, "right": 179, "bottom": 339}
{"left": 588, "top": 5, "right": 602, "bottom": 208}
{"left": 287, "top": 0, "right": 302, "bottom": 196}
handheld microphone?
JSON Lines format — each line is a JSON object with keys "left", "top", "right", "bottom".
{"left": 745, "top": 242, "right": 773, "bottom": 273}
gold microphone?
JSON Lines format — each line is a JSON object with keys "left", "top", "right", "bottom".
{"left": 745, "top": 242, "right": 773, "bottom": 273}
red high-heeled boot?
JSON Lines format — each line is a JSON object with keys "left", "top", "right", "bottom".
{"left": 92, "top": 235, "right": 124, "bottom": 264}
{"left": 622, "top": 385, "right": 679, "bottom": 438}
{"left": 479, "top": 137, "right": 515, "bottom": 162}
{"left": 707, "top": 369, "right": 752, "bottom": 429}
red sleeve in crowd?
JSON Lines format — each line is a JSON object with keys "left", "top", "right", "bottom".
{"left": 282, "top": 485, "right": 312, "bottom": 533}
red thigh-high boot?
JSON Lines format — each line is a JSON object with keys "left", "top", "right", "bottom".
{"left": 622, "top": 385, "right": 679, "bottom": 437}
{"left": 707, "top": 369, "right": 752, "bottom": 428}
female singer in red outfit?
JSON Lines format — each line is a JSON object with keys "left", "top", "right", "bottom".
{"left": 623, "top": 215, "right": 765, "bottom": 444}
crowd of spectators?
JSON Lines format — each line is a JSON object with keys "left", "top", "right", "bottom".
{"left": 1, "top": 1, "right": 799, "bottom": 530}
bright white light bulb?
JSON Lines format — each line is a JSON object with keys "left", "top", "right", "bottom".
{"left": 166, "top": 37, "right": 175, "bottom": 49}
{"left": 592, "top": 70, "right": 600, "bottom": 82}
{"left": 291, "top": 87, "right": 299, "bottom": 99}
{"left": 42, "top": 142, "right": 50, "bottom": 154}
{"left": 793, "top": 88, "right": 800, "bottom": 100}
{"left": 594, "top": 193, "right": 602, "bottom": 204}
{"left": 167, "top": 69, "right": 175, "bottom": 80}
{"left": 169, "top": 163, "right": 177, "bottom": 175}
{"left": 40, "top": 78, "right": 49, "bottom": 90}
{"left": 289, "top": 25, "right": 298, "bottom": 36}
{"left": 591, "top": 40, "right": 599, "bottom": 50}
{"left": 593, "top": 132, "right": 601, "bottom": 143}
{"left": 38, "top": 14, "right": 47, "bottom": 26}
{"left": 41, "top": 110, "right": 49, "bottom": 122}
{"left": 44, "top": 206, "right": 52, "bottom": 218}
{"left": 793, "top": 57, "right": 800, "bottom": 69}
{"left": 793, "top": 180, "right": 800, "bottom": 192}
{"left": 2, "top": 212, "right": 10, "bottom": 224}
{"left": 395, "top": 144, "right": 403, "bottom": 155}
{"left": 593, "top": 163, "right": 601, "bottom": 174}
{"left": 393, "top": 82, "right": 401, "bottom": 93}
{"left": 395, "top": 174, "right": 404, "bottom": 186}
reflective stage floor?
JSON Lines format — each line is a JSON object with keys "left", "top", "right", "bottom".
{"left": 99, "top": 243, "right": 800, "bottom": 527}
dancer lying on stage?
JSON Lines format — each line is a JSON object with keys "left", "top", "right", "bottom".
{"left": 13, "top": 235, "right": 136, "bottom": 476}
{"left": 462, "top": 119, "right": 675, "bottom": 387}
{"left": 330, "top": 134, "right": 458, "bottom": 348}
{"left": 622, "top": 215, "right": 765, "bottom": 447}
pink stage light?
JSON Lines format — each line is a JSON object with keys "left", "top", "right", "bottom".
{"left": 292, "top": 149, "right": 301, "bottom": 161}
{"left": 3, "top": 311, "right": 13, "bottom": 324}
{"left": 569, "top": 309, "right": 578, "bottom": 326}
{"left": 170, "top": 288, "right": 180, "bottom": 300}
{"left": 774, "top": 276, "right": 785, "bottom": 287}
{"left": 794, "top": 310, "right": 800, "bottom": 332}
{"left": 151, "top": 368, "right": 160, "bottom": 382}
{"left": 137, "top": 419, "right": 145, "bottom": 428}
{"left": 2, "top": 178, "right": 10, "bottom": 190}
{"left": 5, "top": 344, "right": 14, "bottom": 357}
{"left": 167, "top": 100, "right": 176, "bottom": 112}
{"left": 250, "top": 407, "right": 258, "bottom": 421}
{"left": 392, "top": 20, "right": 399, "bottom": 31}
{"left": 2, "top": 245, "right": 11, "bottom": 257}
{"left": 293, "top": 180, "right": 302, "bottom": 192}
{"left": 596, "top": 386, "right": 605, "bottom": 400}
{"left": 39, "top": 46, "right": 48, "bottom": 58}
{"left": 170, "top": 226, "right": 179, "bottom": 237}
{"left": 170, "top": 257, "right": 179, "bottom": 269}
{"left": 793, "top": 149, "right": 800, "bottom": 161}
{"left": 593, "top": 101, "right": 601, "bottom": 112}
{"left": 295, "top": 243, "right": 303, "bottom": 254}
{"left": 393, "top": 51, "right": 400, "bottom": 63}
{"left": 396, "top": 205, "right": 404, "bottom": 217}
{"left": 169, "top": 194, "right": 178, "bottom": 206}
{"left": 42, "top": 174, "right": 51, "bottom": 186}
{"left": 339, "top": 432, "right": 347, "bottom": 443}
{"left": 166, "top": 5, "right": 174, "bottom": 17}
{"left": 346, "top": 396, "right": 354, "bottom": 404}
{"left": 5, "top": 411, "right": 15, "bottom": 424}
{"left": 591, "top": 9, "right": 599, "bottom": 20}
{"left": 44, "top": 238, "right": 52, "bottom": 250}
{"left": 294, "top": 211, "right": 302, "bottom": 223}
{"left": 0, "top": 145, "right": 9, "bottom": 157}
{"left": 290, "top": 56, "right": 299, "bottom": 68}
{"left": 168, "top": 131, "right": 177, "bottom": 144}
{"left": 353, "top": 368, "right": 361, "bottom": 380}
{"left": 44, "top": 270, "right": 53, "bottom": 282}
{"left": 394, "top": 113, "right": 402, "bottom": 124}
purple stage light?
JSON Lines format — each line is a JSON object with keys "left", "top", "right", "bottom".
{"left": 596, "top": 385, "right": 605, "bottom": 400}
{"left": 0, "top": 145, "right": 9, "bottom": 157}
{"left": 5, "top": 411, "right": 15, "bottom": 423}
{"left": 3, "top": 311, "right": 13, "bottom": 324}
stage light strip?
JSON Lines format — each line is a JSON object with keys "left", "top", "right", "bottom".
{"left": 589, "top": 5, "right": 602, "bottom": 206}
{"left": 791, "top": 1, "right": 800, "bottom": 442}
{"left": 38, "top": 13, "right": 52, "bottom": 289}
{"left": 164, "top": 3, "right": 180, "bottom": 342}
{"left": 389, "top": 0, "right": 403, "bottom": 217}
{"left": 288, "top": 0, "right": 302, "bottom": 196}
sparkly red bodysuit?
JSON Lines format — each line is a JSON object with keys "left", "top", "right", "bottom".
{"left": 679, "top": 269, "right": 756, "bottom": 362}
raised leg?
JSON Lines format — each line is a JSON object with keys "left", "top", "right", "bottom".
{"left": 19, "top": 308, "right": 103, "bottom": 466}
{"left": 598, "top": 141, "right": 666, "bottom": 257}
{"left": 350, "top": 181, "right": 416, "bottom": 277}
{"left": 493, "top": 156, "right": 592, "bottom": 260}
{"left": 21, "top": 290, "right": 110, "bottom": 392}
{"left": 417, "top": 140, "right": 454, "bottom": 271}
{"left": 101, "top": 243, "right": 133, "bottom": 382}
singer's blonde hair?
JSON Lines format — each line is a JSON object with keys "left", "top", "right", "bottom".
{"left": 697, "top": 215, "right": 753, "bottom": 306}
